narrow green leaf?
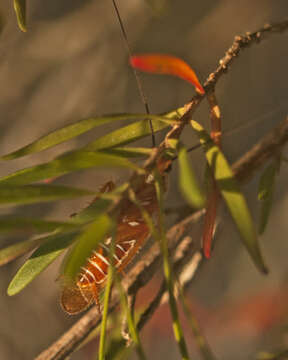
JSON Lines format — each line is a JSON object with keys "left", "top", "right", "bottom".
{"left": 0, "top": 184, "right": 93, "bottom": 206}
{"left": 1, "top": 114, "right": 162, "bottom": 161}
{"left": 258, "top": 163, "right": 277, "bottom": 201}
{"left": 155, "top": 178, "right": 191, "bottom": 360}
{"left": 0, "top": 151, "right": 141, "bottom": 185}
{"left": 99, "top": 264, "right": 114, "bottom": 360}
{"left": 7, "top": 231, "right": 78, "bottom": 295}
{"left": 130, "top": 184, "right": 188, "bottom": 359}
{"left": 116, "top": 275, "right": 147, "bottom": 360}
{"left": 178, "top": 146, "right": 205, "bottom": 209}
{"left": 0, "top": 216, "right": 78, "bottom": 233}
{"left": 63, "top": 214, "right": 112, "bottom": 280}
{"left": 178, "top": 286, "right": 216, "bottom": 360}
{"left": 191, "top": 120, "right": 268, "bottom": 274}
{"left": 14, "top": 0, "right": 26, "bottom": 32}
{"left": 84, "top": 119, "right": 168, "bottom": 151}
{"left": 71, "top": 183, "right": 128, "bottom": 225}
{"left": 71, "top": 197, "right": 113, "bottom": 225}
{"left": 100, "top": 146, "right": 152, "bottom": 158}
{"left": 258, "top": 163, "right": 277, "bottom": 234}
{"left": 81, "top": 105, "right": 184, "bottom": 152}
{"left": 0, "top": 238, "right": 41, "bottom": 267}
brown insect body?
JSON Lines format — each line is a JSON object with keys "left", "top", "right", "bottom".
{"left": 61, "top": 161, "right": 169, "bottom": 315}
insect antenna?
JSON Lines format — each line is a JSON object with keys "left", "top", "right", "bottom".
{"left": 111, "top": 0, "right": 156, "bottom": 147}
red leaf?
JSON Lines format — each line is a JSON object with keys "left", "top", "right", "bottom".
{"left": 130, "top": 54, "right": 205, "bottom": 94}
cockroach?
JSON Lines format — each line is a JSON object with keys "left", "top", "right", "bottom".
{"left": 60, "top": 158, "right": 171, "bottom": 314}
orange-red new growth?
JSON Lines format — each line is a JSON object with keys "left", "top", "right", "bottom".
{"left": 130, "top": 54, "right": 205, "bottom": 94}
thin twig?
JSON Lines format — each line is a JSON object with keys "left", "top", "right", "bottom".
{"left": 111, "top": 0, "right": 155, "bottom": 147}
{"left": 233, "top": 116, "right": 288, "bottom": 183}
{"left": 35, "top": 19, "right": 288, "bottom": 360}
{"left": 202, "top": 90, "right": 222, "bottom": 258}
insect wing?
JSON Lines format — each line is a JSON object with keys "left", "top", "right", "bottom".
{"left": 60, "top": 283, "right": 93, "bottom": 315}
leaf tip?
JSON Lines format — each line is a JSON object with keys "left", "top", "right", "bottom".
{"left": 7, "top": 283, "right": 17, "bottom": 296}
{"left": 203, "top": 246, "right": 211, "bottom": 259}
{"left": 196, "top": 84, "right": 205, "bottom": 95}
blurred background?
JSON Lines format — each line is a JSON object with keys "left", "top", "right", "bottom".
{"left": 0, "top": 0, "right": 288, "bottom": 359}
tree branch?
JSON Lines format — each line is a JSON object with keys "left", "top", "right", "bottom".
{"left": 35, "top": 113, "right": 288, "bottom": 360}
{"left": 35, "top": 19, "right": 288, "bottom": 360}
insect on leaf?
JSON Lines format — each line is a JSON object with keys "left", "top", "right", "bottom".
{"left": 131, "top": 54, "right": 205, "bottom": 94}
{"left": 191, "top": 120, "right": 268, "bottom": 274}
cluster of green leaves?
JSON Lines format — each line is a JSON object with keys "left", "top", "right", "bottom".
{"left": 0, "top": 105, "right": 275, "bottom": 299}
{"left": 0, "top": 112, "right": 179, "bottom": 295}
{"left": 190, "top": 120, "right": 268, "bottom": 273}
{"left": 0, "top": 110, "right": 185, "bottom": 297}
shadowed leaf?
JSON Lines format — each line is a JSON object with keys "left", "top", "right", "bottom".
{"left": 131, "top": 54, "right": 205, "bottom": 94}
{"left": 63, "top": 214, "right": 112, "bottom": 281}
{"left": 178, "top": 146, "right": 205, "bottom": 209}
{"left": 0, "top": 216, "right": 78, "bottom": 234}
{"left": 0, "top": 151, "right": 141, "bottom": 186}
{"left": 7, "top": 231, "right": 78, "bottom": 295}
{"left": 191, "top": 120, "right": 268, "bottom": 274}
{"left": 71, "top": 183, "right": 128, "bottom": 225}
{"left": 0, "top": 184, "right": 93, "bottom": 206}
{"left": 0, "top": 238, "right": 41, "bottom": 267}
